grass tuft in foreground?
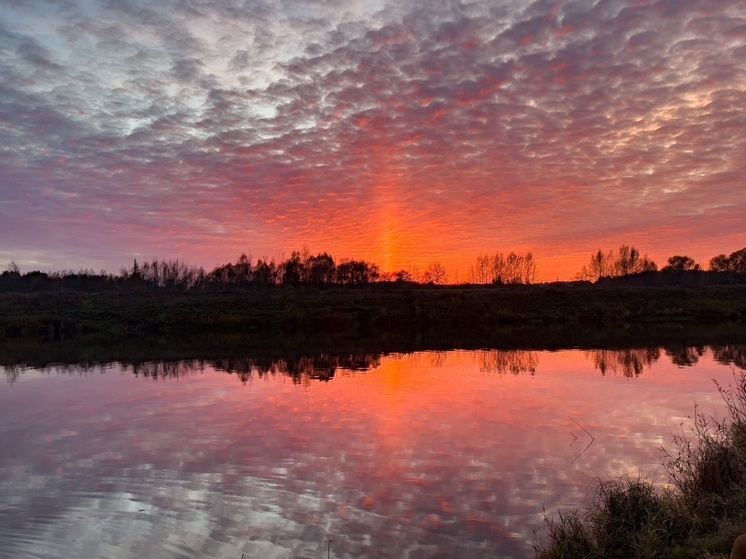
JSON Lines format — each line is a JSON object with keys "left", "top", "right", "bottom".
{"left": 535, "top": 368, "right": 746, "bottom": 559}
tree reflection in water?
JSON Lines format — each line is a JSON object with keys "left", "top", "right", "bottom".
{"left": 4, "top": 346, "right": 746, "bottom": 385}
{"left": 712, "top": 345, "right": 746, "bottom": 370}
{"left": 127, "top": 354, "right": 382, "bottom": 385}
{"left": 665, "top": 345, "right": 706, "bottom": 367}
{"left": 586, "top": 348, "right": 661, "bottom": 377}
{"left": 476, "top": 349, "right": 539, "bottom": 375}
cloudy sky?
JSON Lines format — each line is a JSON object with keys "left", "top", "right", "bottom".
{"left": 1, "top": 0, "right": 744, "bottom": 280}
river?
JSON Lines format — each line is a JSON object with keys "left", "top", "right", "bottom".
{"left": 0, "top": 345, "right": 742, "bottom": 558}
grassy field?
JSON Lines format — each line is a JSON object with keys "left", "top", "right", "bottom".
{"left": 1, "top": 283, "right": 745, "bottom": 342}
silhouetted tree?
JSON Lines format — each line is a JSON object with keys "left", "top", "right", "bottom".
{"left": 119, "top": 258, "right": 200, "bottom": 291}
{"left": 709, "top": 254, "right": 730, "bottom": 272}
{"left": 297, "top": 245, "right": 312, "bottom": 282}
{"left": 469, "top": 253, "right": 492, "bottom": 284}
{"left": 336, "top": 259, "right": 379, "bottom": 285}
{"left": 709, "top": 248, "right": 746, "bottom": 274}
{"left": 305, "top": 253, "right": 336, "bottom": 285}
{"left": 730, "top": 248, "right": 746, "bottom": 273}
{"left": 380, "top": 269, "right": 413, "bottom": 282}
{"left": 253, "top": 258, "right": 278, "bottom": 285}
{"left": 663, "top": 255, "right": 700, "bottom": 272}
{"left": 423, "top": 262, "right": 447, "bottom": 285}
{"left": 577, "top": 246, "right": 656, "bottom": 281}
{"left": 615, "top": 245, "right": 639, "bottom": 276}
{"left": 615, "top": 245, "right": 657, "bottom": 275}
{"left": 132, "top": 259, "right": 141, "bottom": 278}
{"left": 160, "top": 260, "right": 189, "bottom": 290}
{"left": 25, "top": 271, "right": 52, "bottom": 291}
{"left": 139, "top": 259, "right": 162, "bottom": 287}
{"left": 521, "top": 252, "right": 539, "bottom": 284}
{"left": 52, "top": 268, "right": 113, "bottom": 292}
{"left": 468, "top": 251, "right": 537, "bottom": 285}
{"left": 281, "top": 251, "right": 303, "bottom": 284}
{"left": 193, "top": 266, "right": 207, "bottom": 290}
{"left": 504, "top": 251, "right": 537, "bottom": 284}
{"left": 637, "top": 255, "right": 658, "bottom": 273}
{"left": 506, "top": 252, "right": 523, "bottom": 284}
{"left": 576, "top": 249, "right": 615, "bottom": 280}
{"left": 397, "top": 270, "right": 413, "bottom": 282}
{"left": 0, "top": 262, "right": 22, "bottom": 292}
{"left": 234, "top": 253, "right": 253, "bottom": 285}
{"left": 209, "top": 262, "right": 233, "bottom": 287}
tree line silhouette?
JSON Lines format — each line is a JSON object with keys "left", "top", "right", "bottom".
{"left": 0, "top": 247, "right": 530, "bottom": 293}
{"left": 577, "top": 245, "right": 746, "bottom": 285}
{"left": 576, "top": 245, "right": 658, "bottom": 280}
{"left": 468, "top": 251, "right": 538, "bottom": 285}
{"left": 1, "top": 245, "right": 744, "bottom": 293}
{"left": 0, "top": 249, "right": 390, "bottom": 293}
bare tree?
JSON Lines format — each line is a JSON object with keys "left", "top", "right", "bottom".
{"left": 423, "top": 262, "right": 447, "bottom": 285}
{"left": 468, "top": 253, "right": 492, "bottom": 284}
{"left": 591, "top": 249, "right": 615, "bottom": 278}
{"left": 521, "top": 252, "right": 538, "bottom": 284}
{"left": 615, "top": 245, "right": 640, "bottom": 276}
{"left": 469, "top": 251, "right": 538, "bottom": 285}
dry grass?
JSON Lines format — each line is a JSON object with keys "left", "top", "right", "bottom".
{"left": 535, "top": 368, "right": 746, "bottom": 559}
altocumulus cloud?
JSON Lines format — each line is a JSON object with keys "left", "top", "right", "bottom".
{"left": 0, "top": 0, "right": 744, "bottom": 277}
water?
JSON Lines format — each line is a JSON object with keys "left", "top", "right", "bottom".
{"left": 0, "top": 346, "right": 742, "bottom": 559}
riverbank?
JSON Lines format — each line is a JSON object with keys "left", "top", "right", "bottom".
{"left": 1, "top": 283, "right": 745, "bottom": 342}
{"left": 535, "top": 366, "right": 746, "bottom": 559}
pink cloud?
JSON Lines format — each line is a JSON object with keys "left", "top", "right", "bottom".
{"left": 0, "top": 0, "right": 743, "bottom": 279}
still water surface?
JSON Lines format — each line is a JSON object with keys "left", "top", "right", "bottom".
{"left": 0, "top": 347, "right": 742, "bottom": 559}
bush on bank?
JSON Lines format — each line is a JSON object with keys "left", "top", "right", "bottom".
{"left": 535, "top": 369, "right": 746, "bottom": 559}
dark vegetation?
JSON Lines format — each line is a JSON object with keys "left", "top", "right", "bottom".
{"left": 1, "top": 283, "right": 746, "bottom": 343}
{"left": 0, "top": 245, "right": 744, "bottom": 343}
{"left": 576, "top": 245, "right": 746, "bottom": 282}
{"left": 0, "top": 247, "right": 541, "bottom": 292}
{"left": 535, "top": 366, "right": 746, "bottom": 559}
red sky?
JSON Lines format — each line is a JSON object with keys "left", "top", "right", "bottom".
{"left": 0, "top": 0, "right": 744, "bottom": 280}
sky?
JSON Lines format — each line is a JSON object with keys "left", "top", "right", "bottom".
{"left": 0, "top": 0, "right": 744, "bottom": 281}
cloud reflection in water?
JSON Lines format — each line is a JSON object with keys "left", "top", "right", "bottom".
{"left": 0, "top": 348, "right": 741, "bottom": 558}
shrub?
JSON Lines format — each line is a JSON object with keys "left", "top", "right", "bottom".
{"left": 536, "top": 367, "right": 746, "bottom": 559}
